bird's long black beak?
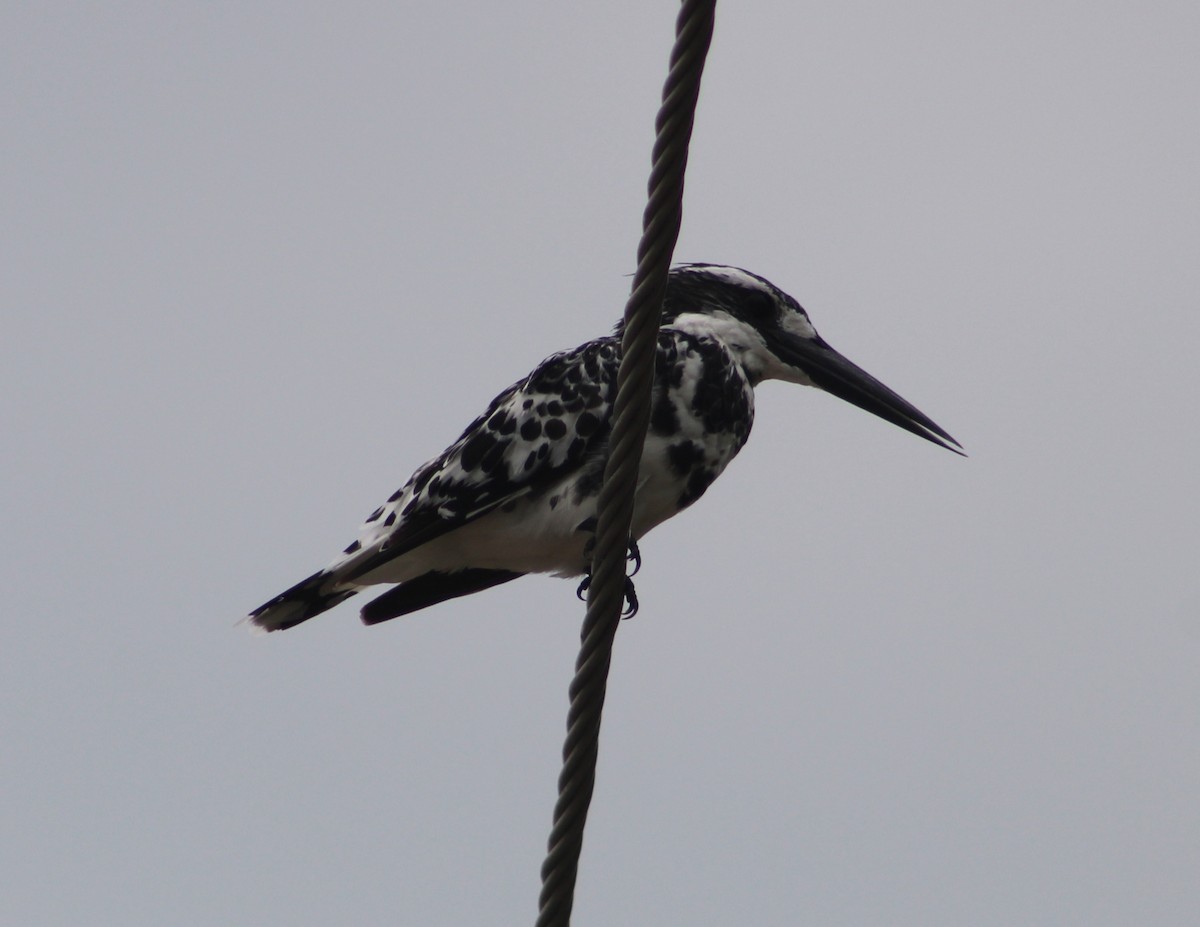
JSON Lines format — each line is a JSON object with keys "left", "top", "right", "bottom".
{"left": 776, "top": 333, "right": 963, "bottom": 454}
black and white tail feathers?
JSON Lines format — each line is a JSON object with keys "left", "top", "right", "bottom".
{"left": 246, "top": 571, "right": 357, "bottom": 632}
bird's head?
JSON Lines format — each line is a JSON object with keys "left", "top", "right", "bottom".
{"left": 663, "top": 264, "right": 962, "bottom": 453}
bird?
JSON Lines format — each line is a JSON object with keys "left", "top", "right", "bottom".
{"left": 247, "top": 264, "right": 961, "bottom": 631}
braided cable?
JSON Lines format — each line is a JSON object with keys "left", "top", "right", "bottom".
{"left": 534, "top": 3, "right": 717, "bottom": 924}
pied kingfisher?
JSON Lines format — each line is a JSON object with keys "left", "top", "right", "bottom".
{"left": 248, "top": 265, "right": 960, "bottom": 631}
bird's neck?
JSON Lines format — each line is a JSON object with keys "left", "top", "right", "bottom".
{"left": 665, "top": 311, "right": 771, "bottom": 385}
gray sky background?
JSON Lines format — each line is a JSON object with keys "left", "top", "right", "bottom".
{"left": 4, "top": 3, "right": 1198, "bottom": 925}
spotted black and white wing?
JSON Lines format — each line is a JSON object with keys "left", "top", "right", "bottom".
{"left": 339, "top": 337, "right": 619, "bottom": 578}
{"left": 246, "top": 338, "right": 621, "bottom": 630}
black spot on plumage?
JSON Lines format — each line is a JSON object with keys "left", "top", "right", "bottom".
{"left": 667, "top": 440, "right": 705, "bottom": 476}
{"left": 523, "top": 398, "right": 534, "bottom": 410}
{"left": 678, "top": 467, "right": 717, "bottom": 509}
{"left": 575, "top": 381, "right": 595, "bottom": 401}
{"left": 520, "top": 419, "right": 542, "bottom": 441}
{"left": 384, "top": 511, "right": 397, "bottom": 526}
{"left": 650, "top": 393, "right": 680, "bottom": 436}
{"left": 690, "top": 339, "right": 748, "bottom": 434}
{"left": 546, "top": 400, "right": 564, "bottom": 416}
{"left": 657, "top": 337, "right": 685, "bottom": 388}
{"left": 387, "top": 488, "right": 403, "bottom": 503}
{"left": 343, "top": 539, "right": 361, "bottom": 555}
{"left": 411, "top": 463, "right": 437, "bottom": 494}
{"left": 365, "top": 506, "right": 385, "bottom": 523}
{"left": 544, "top": 418, "right": 568, "bottom": 440}
{"left": 573, "top": 462, "right": 604, "bottom": 503}
{"left": 480, "top": 438, "right": 507, "bottom": 473}
{"left": 575, "top": 411, "right": 600, "bottom": 437}
{"left": 568, "top": 437, "right": 587, "bottom": 460}
{"left": 486, "top": 410, "right": 517, "bottom": 435}
{"left": 460, "top": 431, "right": 497, "bottom": 471}
{"left": 536, "top": 443, "right": 550, "bottom": 459}
{"left": 524, "top": 450, "right": 538, "bottom": 471}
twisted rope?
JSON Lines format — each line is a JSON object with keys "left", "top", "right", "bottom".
{"left": 535, "top": 3, "right": 717, "bottom": 924}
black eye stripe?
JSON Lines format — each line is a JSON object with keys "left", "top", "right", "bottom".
{"left": 746, "top": 292, "right": 775, "bottom": 317}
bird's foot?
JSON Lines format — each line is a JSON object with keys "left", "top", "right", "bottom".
{"left": 579, "top": 529, "right": 641, "bottom": 573}
{"left": 575, "top": 574, "right": 639, "bottom": 619}
{"left": 621, "top": 576, "right": 639, "bottom": 618}
{"left": 626, "top": 538, "right": 642, "bottom": 576}
{"left": 575, "top": 523, "right": 642, "bottom": 618}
